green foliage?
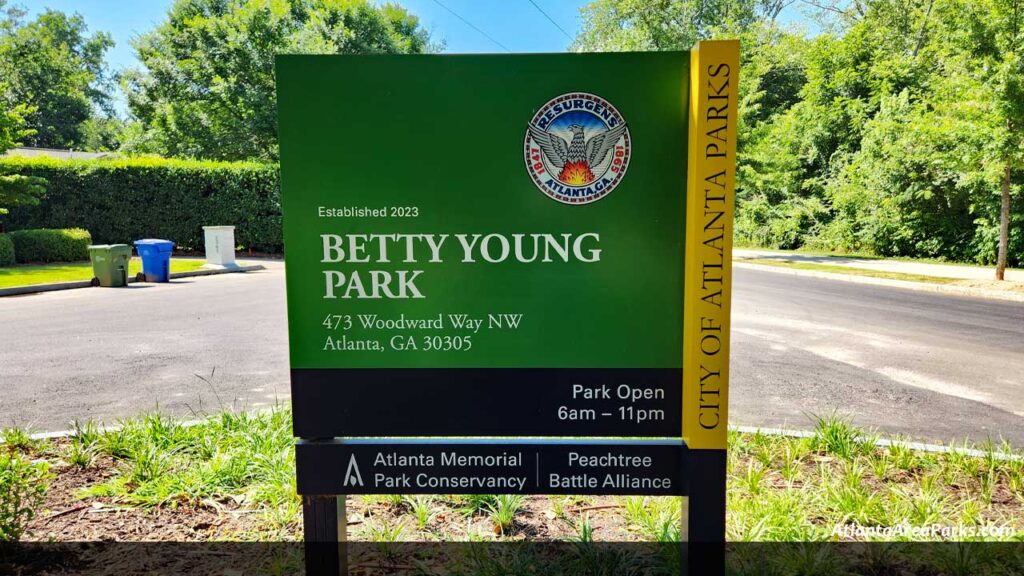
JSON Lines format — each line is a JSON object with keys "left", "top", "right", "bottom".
{"left": 1, "top": 409, "right": 1020, "bottom": 551}
{"left": 81, "top": 407, "right": 297, "bottom": 525}
{"left": 817, "top": 91, "right": 989, "bottom": 260}
{"left": 0, "top": 1, "right": 114, "bottom": 149}
{"left": 0, "top": 100, "right": 33, "bottom": 154}
{"left": 66, "top": 420, "right": 102, "bottom": 469}
{"left": 765, "top": 0, "right": 1022, "bottom": 265}
{"left": 458, "top": 494, "right": 498, "bottom": 517}
{"left": 0, "top": 425, "right": 40, "bottom": 453}
{"left": 809, "top": 414, "right": 873, "bottom": 461}
{"left": 622, "top": 496, "right": 681, "bottom": 542}
{"left": 574, "top": 1, "right": 829, "bottom": 252}
{"left": 0, "top": 451, "right": 50, "bottom": 542}
{"left": 124, "top": 0, "right": 435, "bottom": 161}
{"left": 0, "top": 156, "right": 282, "bottom": 252}
{"left": 0, "top": 100, "right": 47, "bottom": 215}
{"left": 572, "top": 0, "right": 782, "bottom": 52}
{"left": 575, "top": 514, "right": 594, "bottom": 542}
{"left": 728, "top": 428, "right": 1024, "bottom": 546}
{"left": 8, "top": 228, "right": 91, "bottom": 263}
{"left": 0, "top": 172, "right": 46, "bottom": 216}
{"left": 402, "top": 495, "right": 436, "bottom": 530}
{"left": 0, "top": 258, "right": 204, "bottom": 289}
{"left": 79, "top": 116, "right": 127, "bottom": 152}
{"left": 797, "top": 0, "right": 1024, "bottom": 266}
{"left": 484, "top": 494, "right": 525, "bottom": 535}
{"left": 0, "top": 233, "right": 13, "bottom": 266}
{"left": 577, "top": 0, "right": 1023, "bottom": 266}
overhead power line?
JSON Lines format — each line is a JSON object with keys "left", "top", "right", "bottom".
{"left": 526, "top": 0, "right": 573, "bottom": 41}
{"left": 431, "top": 0, "right": 511, "bottom": 53}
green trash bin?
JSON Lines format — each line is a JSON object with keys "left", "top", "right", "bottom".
{"left": 87, "top": 244, "right": 132, "bottom": 287}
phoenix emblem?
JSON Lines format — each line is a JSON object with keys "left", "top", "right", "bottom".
{"left": 527, "top": 122, "right": 628, "bottom": 186}
{"left": 524, "top": 92, "right": 631, "bottom": 204}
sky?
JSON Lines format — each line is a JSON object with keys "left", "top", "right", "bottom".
{"left": 17, "top": 0, "right": 812, "bottom": 114}
{"left": 19, "top": 0, "right": 590, "bottom": 77}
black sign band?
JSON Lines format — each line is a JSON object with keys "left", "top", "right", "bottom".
{"left": 292, "top": 368, "right": 682, "bottom": 438}
{"left": 296, "top": 439, "right": 686, "bottom": 496}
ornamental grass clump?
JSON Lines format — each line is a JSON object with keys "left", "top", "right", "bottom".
{"left": 0, "top": 451, "right": 51, "bottom": 541}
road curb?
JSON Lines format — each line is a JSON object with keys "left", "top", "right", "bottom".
{"left": 13, "top": 418, "right": 1018, "bottom": 461}
{"left": 0, "top": 279, "right": 94, "bottom": 297}
{"left": 0, "top": 264, "right": 266, "bottom": 298}
{"left": 169, "top": 264, "right": 266, "bottom": 279}
{"left": 735, "top": 262, "right": 1024, "bottom": 303}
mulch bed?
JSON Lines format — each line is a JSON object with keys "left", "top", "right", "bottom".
{"left": 24, "top": 455, "right": 652, "bottom": 543}
{"left": 24, "top": 454, "right": 259, "bottom": 543}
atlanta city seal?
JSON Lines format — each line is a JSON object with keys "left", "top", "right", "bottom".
{"left": 524, "top": 92, "right": 631, "bottom": 204}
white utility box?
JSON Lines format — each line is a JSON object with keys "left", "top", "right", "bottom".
{"left": 203, "top": 225, "right": 238, "bottom": 268}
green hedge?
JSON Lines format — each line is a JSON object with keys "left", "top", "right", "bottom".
{"left": 9, "top": 228, "right": 91, "bottom": 263}
{"left": 0, "top": 234, "right": 14, "bottom": 266}
{"left": 0, "top": 157, "right": 281, "bottom": 252}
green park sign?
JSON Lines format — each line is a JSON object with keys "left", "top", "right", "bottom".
{"left": 277, "top": 42, "right": 738, "bottom": 575}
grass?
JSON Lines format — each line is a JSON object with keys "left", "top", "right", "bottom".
{"left": 5, "top": 408, "right": 1024, "bottom": 575}
{"left": 734, "top": 243, "right": 1024, "bottom": 271}
{"left": 733, "top": 243, "right": 885, "bottom": 261}
{"left": 3, "top": 408, "right": 1022, "bottom": 547}
{"left": 0, "top": 257, "right": 206, "bottom": 289}
{"left": 403, "top": 495, "right": 436, "bottom": 530}
{"left": 64, "top": 420, "right": 101, "bottom": 469}
{"left": 727, "top": 421, "right": 1024, "bottom": 543}
{"left": 0, "top": 451, "right": 51, "bottom": 542}
{"left": 0, "top": 425, "right": 42, "bottom": 453}
{"left": 739, "top": 257, "right": 965, "bottom": 285}
{"left": 741, "top": 257, "right": 1024, "bottom": 294}
{"left": 485, "top": 494, "right": 526, "bottom": 535}
{"left": 69, "top": 409, "right": 299, "bottom": 539}
{"left": 457, "top": 494, "right": 499, "bottom": 517}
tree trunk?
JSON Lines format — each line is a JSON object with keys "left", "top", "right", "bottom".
{"left": 995, "top": 163, "right": 1011, "bottom": 281}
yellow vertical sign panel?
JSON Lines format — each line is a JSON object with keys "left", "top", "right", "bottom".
{"left": 683, "top": 40, "right": 739, "bottom": 451}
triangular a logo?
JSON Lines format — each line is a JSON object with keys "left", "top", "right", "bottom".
{"left": 343, "top": 454, "right": 364, "bottom": 487}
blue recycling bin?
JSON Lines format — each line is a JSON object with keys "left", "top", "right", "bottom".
{"left": 133, "top": 239, "right": 175, "bottom": 282}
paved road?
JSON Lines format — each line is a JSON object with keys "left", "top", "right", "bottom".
{"left": 732, "top": 268, "right": 1024, "bottom": 445}
{"left": 2, "top": 263, "right": 1023, "bottom": 446}
{"left": 0, "top": 263, "right": 290, "bottom": 432}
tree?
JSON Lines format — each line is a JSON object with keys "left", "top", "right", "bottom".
{"left": 761, "top": 0, "right": 948, "bottom": 252}
{"left": 0, "top": 100, "right": 45, "bottom": 216}
{"left": 573, "top": 0, "right": 819, "bottom": 247}
{"left": 0, "top": 102, "right": 29, "bottom": 153}
{"left": 124, "top": 0, "right": 435, "bottom": 161}
{"left": 573, "top": 0, "right": 1023, "bottom": 268}
{"left": 572, "top": 0, "right": 793, "bottom": 52}
{"left": 820, "top": 90, "right": 985, "bottom": 259}
{"left": 79, "top": 116, "right": 127, "bottom": 152}
{"left": 933, "top": 0, "right": 1024, "bottom": 279}
{"left": 0, "top": 1, "right": 114, "bottom": 149}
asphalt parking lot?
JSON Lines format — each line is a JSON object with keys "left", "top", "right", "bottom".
{"left": 2, "top": 261, "right": 1023, "bottom": 447}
